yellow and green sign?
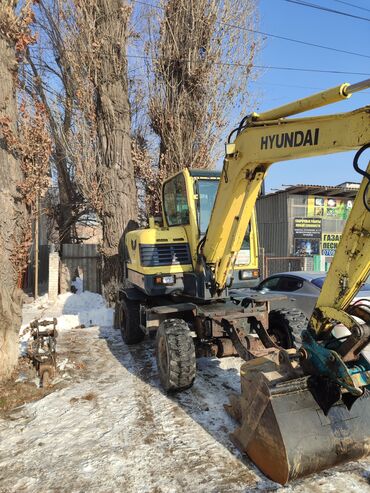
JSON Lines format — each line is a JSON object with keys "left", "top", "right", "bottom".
{"left": 307, "top": 196, "right": 353, "bottom": 219}
{"left": 321, "top": 233, "right": 342, "bottom": 256}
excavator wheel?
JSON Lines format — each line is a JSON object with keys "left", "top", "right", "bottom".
{"left": 268, "top": 308, "right": 308, "bottom": 348}
{"left": 118, "top": 298, "right": 145, "bottom": 345}
{"left": 156, "top": 319, "right": 196, "bottom": 392}
{"left": 113, "top": 299, "right": 123, "bottom": 330}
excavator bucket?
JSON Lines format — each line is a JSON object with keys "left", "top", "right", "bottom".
{"left": 225, "top": 355, "right": 370, "bottom": 485}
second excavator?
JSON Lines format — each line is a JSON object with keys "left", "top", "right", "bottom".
{"left": 116, "top": 79, "right": 370, "bottom": 483}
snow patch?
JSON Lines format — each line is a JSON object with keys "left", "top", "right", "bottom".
{"left": 19, "top": 291, "right": 114, "bottom": 353}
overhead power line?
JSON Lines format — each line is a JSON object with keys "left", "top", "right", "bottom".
{"left": 282, "top": 0, "right": 370, "bottom": 22}
{"left": 134, "top": 0, "right": 370, "bottom": 59}
{"left": 134, "top": 0, "right": 162, "bottom": 11}
{"left": 33, "top": 45, "right": 370, "bottom": 77}
{"left": 222, "top": 21, "right": 370, "bottom": 59}
{"left": 127, "top": 54, "right": 370, "bottom": 76}
{"left": 332, "top": 0, "right": 370, "bottom": 13}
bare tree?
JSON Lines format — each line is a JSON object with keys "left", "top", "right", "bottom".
{"left": 24, "top": 1, "right": 88, "bottom": 244}
{"left": 48, "top": 0, "right": 138, "bottom": 300}
{"left": 23, "top": 1, "right": 138, "bottom": 299}
{"left": 136, "top": 0, "right": 259, "bottom": 214}
{"left": 93, "top": 0, "right": 138, "bottom": 298}
{"left": 0, "top": 0, "right": 42, "bottom": 379}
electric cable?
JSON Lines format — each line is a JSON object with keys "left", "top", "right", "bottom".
{"left": 222, "top": 21, "right": 370, "bottom": 59}
{"left": 353, "top": 143, "right": 370, "bottom": 212}
{"left": 282, "top": 0, "right": 370, "bottom": 21}
{"left": 126, "top": 54, "right": 370, "bottom": 76}
{"left": 332, "top": 0, "right": 370, "bottom": 13}
{"left": 134, "top": 0, "right": 370, "bottom": 59}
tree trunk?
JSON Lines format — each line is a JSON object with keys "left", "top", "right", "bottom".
{"left": 95, "top": 0, "right": 138, "bottom": 302}
{"left": 0, "top": 37, "right": 28, "bottom": 379}
{"left": 54, "top": 141, "right": 76, "bottom": 244}
{"left": 26, "top": 50, "right": 78, "bottom": 245}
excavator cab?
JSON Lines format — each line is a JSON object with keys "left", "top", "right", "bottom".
{"left": 162, "top": 169, "right": 260, "bottom": 288}
{"left": 125, "top": 168, "right": 259, "bottom": 298}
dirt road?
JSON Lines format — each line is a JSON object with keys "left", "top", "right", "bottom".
{"left": 1, "top": 316, "right": 370, "bottom": 492}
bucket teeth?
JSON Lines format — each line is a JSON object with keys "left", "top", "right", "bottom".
{"left": 226, "top": 357, "right": 370, "bottom": 485}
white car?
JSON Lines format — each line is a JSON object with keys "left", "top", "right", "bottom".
{"left": 254, "top": 271, "right": 370, "bottom": 319}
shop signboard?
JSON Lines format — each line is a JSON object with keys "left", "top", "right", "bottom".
{"left": 293, "top": 217, "right": 322, "bottom": 256}
{"left": 321, "top": 233, "right": 342, "bottom": 256}
{"left": 307, "top": 195, "right": 353, "bottom": 219}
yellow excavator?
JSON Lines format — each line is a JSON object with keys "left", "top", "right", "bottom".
{"left": 115, "top": 79, "right": 370, "bottom": 483}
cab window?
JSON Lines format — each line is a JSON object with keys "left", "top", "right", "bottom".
{"left": 196, "top": 179, "right": 252, "bottom": 251}
{"left": 197, "top": 179, "right": 218, "bottom": 234}
{"left": 241, "top": 226, "right": 251, "bottom": 250}
{"left": 235, "top": 223, "right": 251, "bottom": 265}
{"left": 163, "top": 174, "right": 190, "bottom": 226}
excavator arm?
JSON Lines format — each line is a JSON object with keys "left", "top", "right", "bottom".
{"left": 210, "top": 80, "right": 370, "bottom": 484}
{"left": 202, "top": 81, "right": 370, "bottom": 296}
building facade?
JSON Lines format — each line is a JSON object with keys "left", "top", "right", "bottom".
{"left": 256, "top": 183, "right": 359, "bottom": 274}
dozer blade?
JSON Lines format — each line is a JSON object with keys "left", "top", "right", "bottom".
{"left": 226, "top": 356, "right": 370, "bottom": 485}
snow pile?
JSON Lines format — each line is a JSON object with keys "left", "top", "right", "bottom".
{"left": 20, "top": 291, "right": 114, "bottom": 354}
{"left": 56, "top": 291, "right": 114, "bottom": 329}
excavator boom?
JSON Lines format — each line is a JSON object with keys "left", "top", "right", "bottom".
{"left": 203, "top": 98, "right": 370, "bottom": 293}
{"left": 217, "top": 79, "right": 370, "bottom": 483}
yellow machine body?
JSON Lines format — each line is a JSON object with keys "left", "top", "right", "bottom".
{"left": 121, "top": 80, "right": 370, "bottom": 484}
{"left": 125, "top": 169, "right": 259, "bottom": 297}
{"left": 204, "top": 106, "right": 370, "bottom": 291}
{"left": 220, "top": 81, "right": 370, "bottom": 484}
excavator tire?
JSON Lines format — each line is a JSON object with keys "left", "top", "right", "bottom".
{"left": 113, "top": 300, "right": 123, "bottom": 330}
{"left": 156, "top": 319, "right": 196, "bottom": 392}
{"left": 118, "top": 298, "right": 145, "bottom": 345}
{"left": 268, "top": 308, "right": 308, "bottom": 348}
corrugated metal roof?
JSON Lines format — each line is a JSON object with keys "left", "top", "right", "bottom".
{"left": 262, "top": 183, "right": 360, "bottom": 198}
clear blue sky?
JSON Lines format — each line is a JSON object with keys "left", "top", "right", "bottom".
{"left": 246, "top": 0, "right": 370, "bottom": 192}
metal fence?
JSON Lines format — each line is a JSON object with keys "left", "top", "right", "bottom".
{"left": 264, "top": 256, "right": 305, "bottom": 277}
{"left": 61, "top": 244, "right": 101, "bottom": 293}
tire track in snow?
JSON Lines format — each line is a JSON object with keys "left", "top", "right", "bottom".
{"left": 104, "top": 329, "right": 258, "bottom": 492}
{"left": 0, "top": 325, "right": 369, "bottom": 492}
{"left": 104, "top": 328, "right": 370, "bottom": 493}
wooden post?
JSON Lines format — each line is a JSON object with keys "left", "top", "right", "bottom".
{"left": 34, "top": 192, "right": 39, "bottom": 299}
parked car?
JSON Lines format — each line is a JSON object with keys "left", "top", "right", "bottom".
{"left": 253, "top": 271, "right": 370, "bottom": 319}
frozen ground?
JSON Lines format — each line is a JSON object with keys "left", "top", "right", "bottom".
{"left": 0, "top": 292, "right": 369, "bottom": 492}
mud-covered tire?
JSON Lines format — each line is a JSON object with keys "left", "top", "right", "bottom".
{"left": 156, "top": 319, "right": 196, "bottom": 392}
{"left": 268, "top": 308, "right": 308, "bottom": 348}
{"left": 114, "top": 299, "right": 123, "bottom": 330}
{"left": 118, "top": 298, "right": 145, "bottom": 345}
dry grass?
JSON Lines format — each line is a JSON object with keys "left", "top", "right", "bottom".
{"left": 0, "top": 358, "right": 55, "bottom": 418}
